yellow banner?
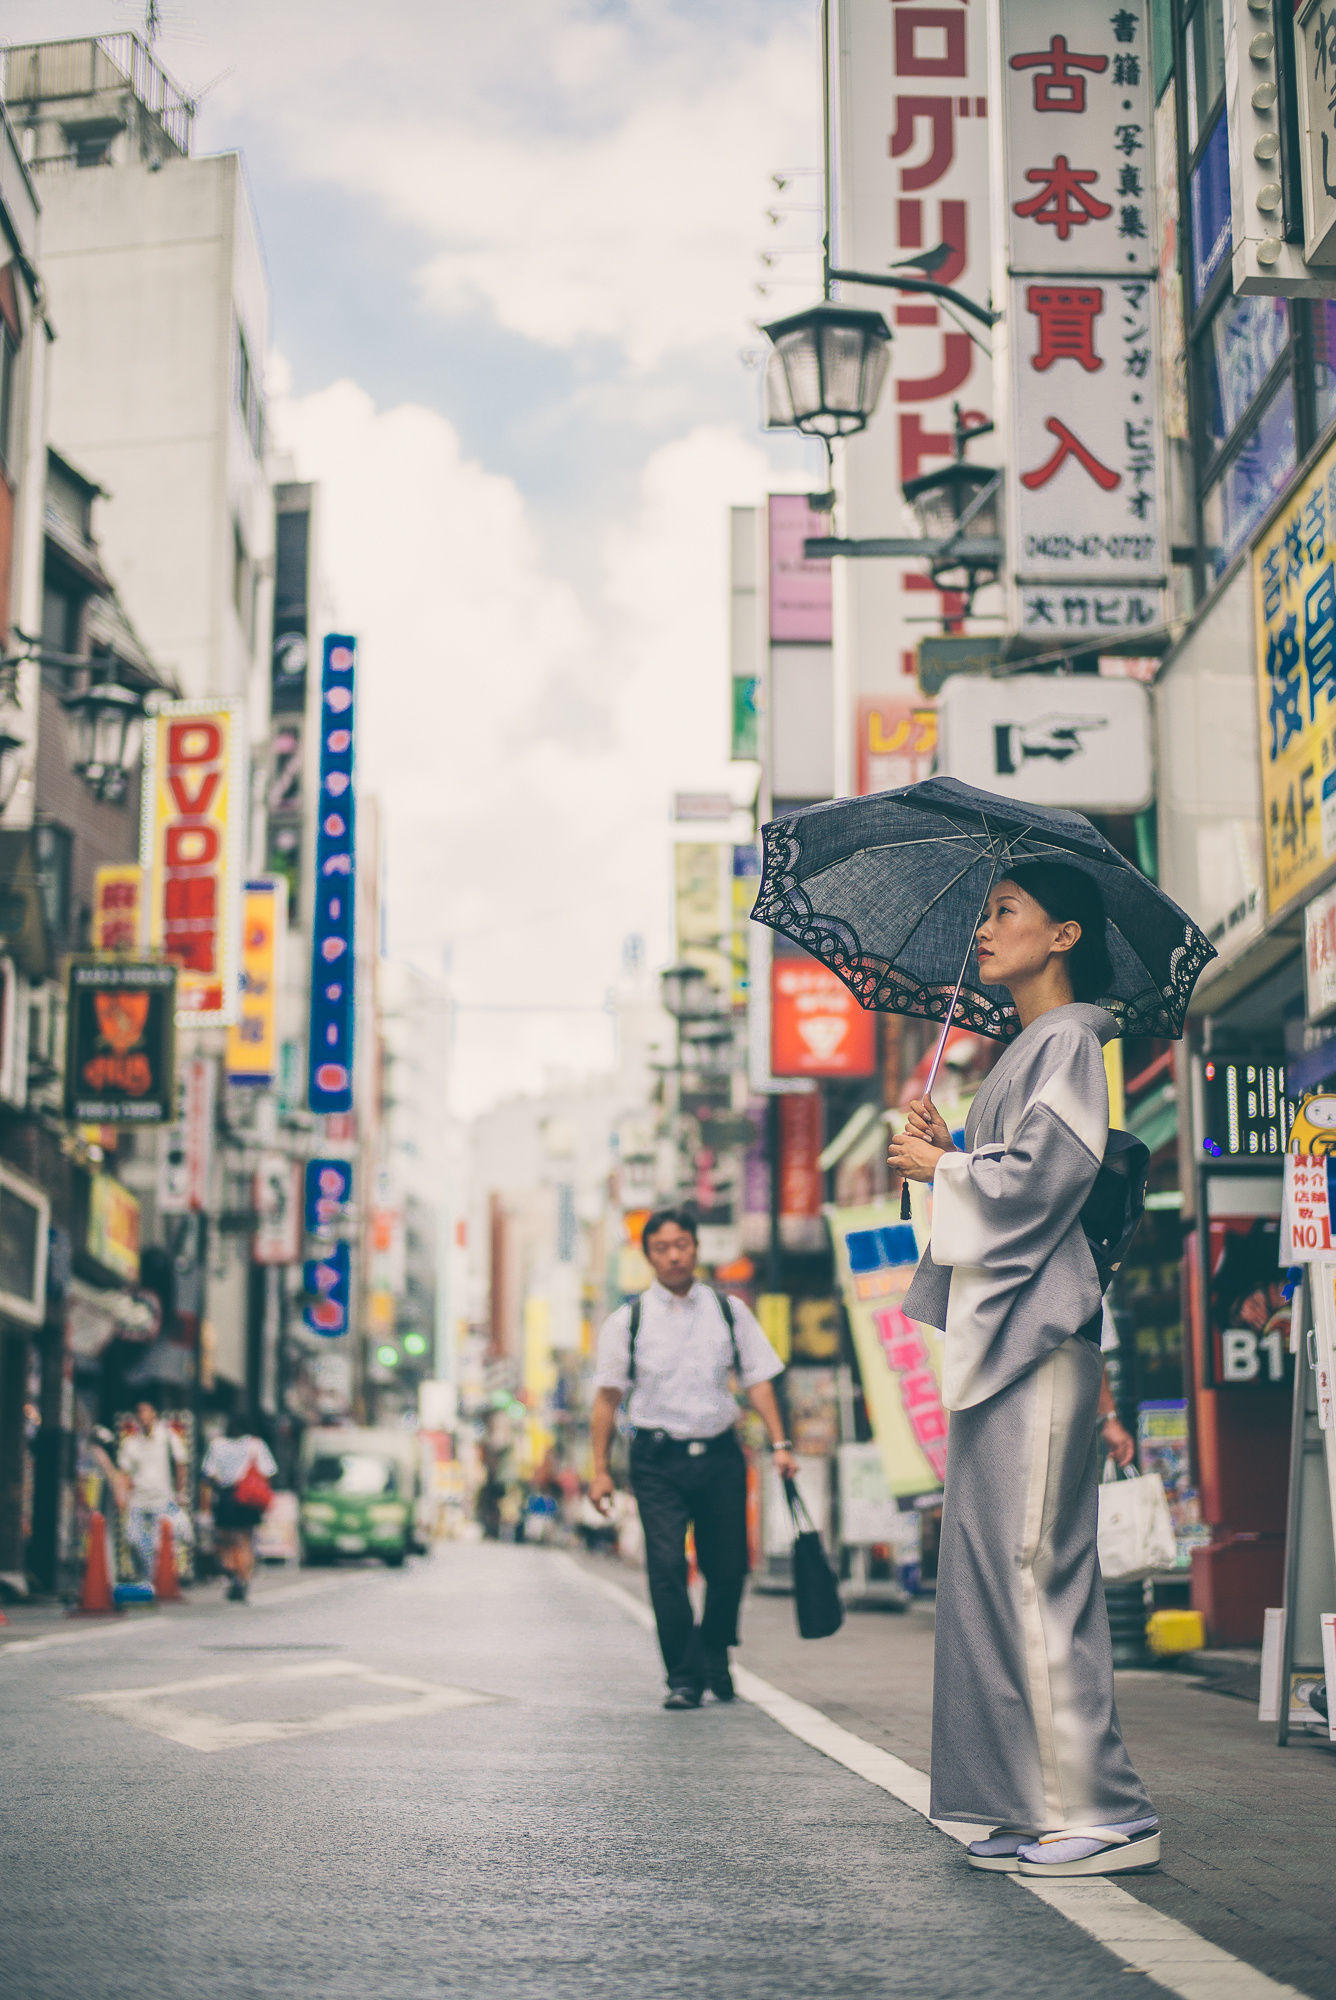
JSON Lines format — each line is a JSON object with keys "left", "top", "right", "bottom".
{"left": 826, "top": 1200, "right": 946, "bottom": 1498}
{"left": 1254, "top": 437, "right": 1336, "bottom": 912}
{"left": 674, "top": 841, "right": 731, "bottom": 998}
{"left": 226, "top": 878, "right": 285, "bottom": 1084}
{"left": 87, "top": 1173, "right": 141, "bottom": 1284}
{"left": 91, "top": 864, "right": 143, "bottom": 954}
{"left": 141, "top": 699, "right": 246, "bottom": 1025}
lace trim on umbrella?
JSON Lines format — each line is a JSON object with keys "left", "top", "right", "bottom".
{"left": 754, "top": 822, "right": 1217, "bottom": 1042}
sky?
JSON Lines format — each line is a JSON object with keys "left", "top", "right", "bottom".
{"left": 6, "top": 0, "right": 825, "bottom": 1114}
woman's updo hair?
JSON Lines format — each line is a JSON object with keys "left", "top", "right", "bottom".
{"left": 1001, "top": 861, "right": 1112, "bottom": 1003}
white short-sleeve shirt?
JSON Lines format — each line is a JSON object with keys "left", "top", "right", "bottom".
{"left": 594, "top": 1281, "right": 783, "bottom": 1439}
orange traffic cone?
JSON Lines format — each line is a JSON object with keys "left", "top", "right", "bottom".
{"left": 153, "top": 1514, "right": 182, "bottom": 1603}
{"left": 76, "top": 1510, "right": 117, "bottom": 1615}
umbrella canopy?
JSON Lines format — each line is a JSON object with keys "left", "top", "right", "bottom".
{"left": 752, "top": 776, "right": 1215, "bottom": 1043}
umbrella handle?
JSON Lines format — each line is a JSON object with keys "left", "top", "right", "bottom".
{"left": 900, "top": 1180, "right": 912, "bottom": 1221}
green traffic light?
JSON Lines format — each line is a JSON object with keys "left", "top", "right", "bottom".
{"left": 377, "top": 1344, "right": 400, "bottom": 1368}
{"left": 403, "top": 1332, "right": 428, "bottom": 1356}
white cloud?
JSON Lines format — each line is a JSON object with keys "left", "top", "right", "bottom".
{"left": 273, "top": 378, "right": 794, "bottom": 1113}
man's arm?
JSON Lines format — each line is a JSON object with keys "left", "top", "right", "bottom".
{"left": 589, "top": 1387, "right": 623, "bottom": 1513}
{"left": 746, "top": 1380, "right": 798, "bottom": 1481}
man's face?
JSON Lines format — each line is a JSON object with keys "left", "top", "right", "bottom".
{"left": 645, "top": 1222, "right": 698, "bottom": 1292}
{"left": 135, "top": 1402, "right": 157, "bottom": 1433}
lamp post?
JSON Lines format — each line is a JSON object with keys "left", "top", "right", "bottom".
{"left": 61, "top": 678, "right": 145, "bottom": 803}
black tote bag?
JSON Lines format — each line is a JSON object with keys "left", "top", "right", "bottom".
{"left": 784, "top": 1476, "right": 844, "bottom": 1640}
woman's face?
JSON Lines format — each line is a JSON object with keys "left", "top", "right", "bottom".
{"left": 975, "top": 880, "right": 1079, "bottom": 990}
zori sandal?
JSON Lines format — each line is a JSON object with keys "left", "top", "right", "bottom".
{"left": 1016, "top": 1819, "right": 1160, "bottom": 1877}
{"left": 966, "top": 1828, "right": 1037, "bottom": 1873}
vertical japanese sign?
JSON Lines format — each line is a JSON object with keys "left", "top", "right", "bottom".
{"left": 308, "top": 636, "right": 357, "bottom": 1115}
{"left": 835, "top": 0, "right": 994, "bottom": 670}
{"left": 1253, "top": 433, "right": 1336, "bottom": 914}
{"left": 305, "top": 1157, "right": 353, "bottom": 1233}
{"left": 768, "top": 494, "right": 832, "bottom": 643}
{"left": 91, "top": 865, "right": 143, "bottom": 953}
{"left": 855, "top": 700, "right": 937, "bottom": 797}
{"left": 304, "top": 1239, "right": 350, "bottom": 1337}
{"left": 226, "top": 878, "right": 285, "bottom": 1086}
{"left": 999, "top": 1, "right": 1167, "bottom": 639}
{"left": 140, "top": 699, "right": 246, "bottom": 1025}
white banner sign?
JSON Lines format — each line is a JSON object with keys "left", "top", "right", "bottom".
{"left": 999, "top": 0, "right": 1165, "bottom": 642}
{"left": 1306, "top": 881, "right": 1336, "bottom": 1023}
{"left": 999, "top": 0, "right": 1156, "bottom": 276}
{"left": 936, "top": 672, "right": 1153, "bottom": 809}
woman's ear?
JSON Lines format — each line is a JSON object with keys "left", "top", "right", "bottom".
{"left": 1052, "top": 919, "right": 1082, "bottom": 959}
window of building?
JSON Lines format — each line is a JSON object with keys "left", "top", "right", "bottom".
{"left": 233, "top": 320, "right": 265, "bottom": 461}
{"left": 232, "top": 519, "right": 253, "bottom": 642}
{"left": 41, "top": 582, "right": 83, "bottom": 659}
{"left": 33, "top": 823, "right": 73, "bottom": 946}
{"left": 0, "top": 327, "right": 17, "bottom": 477}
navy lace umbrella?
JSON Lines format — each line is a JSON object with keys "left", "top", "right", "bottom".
{"left": 753, "top": 774, "right": 1213, "bottom": 1107}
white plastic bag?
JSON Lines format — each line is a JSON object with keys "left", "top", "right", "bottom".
{"left": 1097, "top": 1463, "right": 1176, "bottom": 1581}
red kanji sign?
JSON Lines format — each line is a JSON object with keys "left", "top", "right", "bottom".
{"left": 1009, "top": 35, "right": 1108, "bottom": 113}
{"left": 1020, "top": 417, "right": 1121, "bottom": 492}
{"left": 1025, "top": 283, "right": 1105, "bottom": 372}
{"left": 1013, "top": 155, "right": 1113, "bottom": 239}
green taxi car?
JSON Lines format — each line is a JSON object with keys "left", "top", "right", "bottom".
{"left": 299, "top": 1437, "right": 414, "bottom": 1567}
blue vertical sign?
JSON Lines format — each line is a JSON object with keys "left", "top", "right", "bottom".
{"left": 303, "top": 1239, "right": 350, "bottom": 1337}
{"left": 308, "top": 635, "right": 357, "bottom": 1114}
{"left": 304, "top": 1157, "right": 353, "bottom": 1234}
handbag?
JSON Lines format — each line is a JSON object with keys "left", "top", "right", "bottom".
{"left": 1080, "top": 1128, "right": 1150, "bottom": 1289}
{"left": 783, "top": 1476, "right": 844, "bottom": 1640}
{"left": 1097, "top": 1461, "right": 1176, "bottom": 1581}
{"left": 232, "top": 1449, "right": 274, "bottom": 1514}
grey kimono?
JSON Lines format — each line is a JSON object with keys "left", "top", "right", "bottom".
{"left": 903, "top": 1002, "right": 1153, "bottom": 1832}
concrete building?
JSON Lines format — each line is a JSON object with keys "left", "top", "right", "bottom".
{"left": 1, "top": 33, "right": 273, "bottom": 723}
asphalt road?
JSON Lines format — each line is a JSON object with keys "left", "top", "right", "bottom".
{"left": 1, "top": 1543, "right": 1193, "bottom": 2000}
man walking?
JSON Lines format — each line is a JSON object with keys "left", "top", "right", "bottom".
{"left": 589, "top": 1208, "right": 797, "bottom": 1708}
{"left": 115, "top": 1396, "right": 187, "bottom": 1581}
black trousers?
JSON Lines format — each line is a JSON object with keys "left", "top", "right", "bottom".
{"left": 629, "top": 1431, "right": 749, "bottom": 1689}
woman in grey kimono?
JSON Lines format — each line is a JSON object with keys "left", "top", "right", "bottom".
{"left": 889, "top": 862, "right": 1159, "bottom": 1879}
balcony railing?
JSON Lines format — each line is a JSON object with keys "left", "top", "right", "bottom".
{"left": 1, "top": 33, "right": 193, "bottom": 155}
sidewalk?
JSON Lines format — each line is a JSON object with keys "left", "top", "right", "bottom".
{"left": 573, "top": 1552, "right": 1336, "bottom": 1999}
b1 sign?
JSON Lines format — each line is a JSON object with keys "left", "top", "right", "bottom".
{"left": 936, "top": 673, "right": 1152, "bottom": 809}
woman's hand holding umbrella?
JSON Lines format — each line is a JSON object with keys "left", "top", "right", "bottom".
{"left": 887, "top": 1094, "right": 955, "bottom": 1189}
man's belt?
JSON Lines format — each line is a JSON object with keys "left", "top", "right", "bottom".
{"left": 631, "top": 1427, "right": 736, "bottom": 1457}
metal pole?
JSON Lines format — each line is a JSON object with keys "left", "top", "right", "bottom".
{"left": 821, "top": 0, "right": 833, "bottom": 301}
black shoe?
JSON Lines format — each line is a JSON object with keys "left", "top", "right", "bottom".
{"left": 662, "top": 1685, "right": 703, "bottom": 1709}
{"left": 705, "top": 1660, "right": 735, "bottom": 1703}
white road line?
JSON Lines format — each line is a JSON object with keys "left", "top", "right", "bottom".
{"left": 75, "top": 1657, "right": 493, "bottom": 1752}
{"left": 574, "top": 1564, "right": 1307, "bottom": 2000}
{"left": 0, "top": 1571, "right": 371, "bottom": 1659}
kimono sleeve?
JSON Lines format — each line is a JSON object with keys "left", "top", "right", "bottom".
{"left": 930, "top": 1025, "right": 1109, "bottom": 1408}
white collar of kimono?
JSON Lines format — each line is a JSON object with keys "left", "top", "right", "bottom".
{"left": 968, "top": 1001, "right": 1117, "bottom": 1134}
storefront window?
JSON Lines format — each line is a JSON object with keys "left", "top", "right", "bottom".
{"left": 1201, "top": 376, "right": 1296, "bottom": 579}
{"left": 1203, "top": 294, "right": 1289, "bottom": 456}
{"left": 1314, "top": 301, "right": 1336, "bottom": 440}
{"left": 1188, "top": 112, "right": 1231, "bottom": 304}
{"left": 1184, "top": 0, "right": 1225, "bottom": 154}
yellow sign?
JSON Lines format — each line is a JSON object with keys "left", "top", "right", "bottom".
{"left": 141, "top": 699, "right": 246, "bottom": 1024}
{"left": 1254, "top": 439, "right": 1336, "bottom": 913}
{"left": 826, "top": 1199, "right": 946, "bottom": 1497}
{"left": 87, "top": 1173, "right": 141, "bottom": 1284}
{"left": 91, "top": 865, "right": 143, "bottom": 953}
{"left": 225, "top": 878, "right": 285, "bottom": 1084}
{"left": 674, "top": 841, "right": 731, "bottom": 998}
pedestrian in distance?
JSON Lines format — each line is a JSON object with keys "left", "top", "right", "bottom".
{"left": 889, "top": 864, "right": 1160, "bottom": 1880}
{"left": 589, "top": 1207, "right": 798, "bottom": 1709}
{"left": 200, "top": 1414, "right": 277, "bottom": 1603}
{"left": 115, "top": 1395, "right": 188, "bottom": 1583}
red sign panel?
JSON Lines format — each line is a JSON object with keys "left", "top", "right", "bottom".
{"left": 779, "top": 1092, "right": 824, "bottom": 1220}
{"left": 771, "top": 959, "right": 877, "bottom": 1078}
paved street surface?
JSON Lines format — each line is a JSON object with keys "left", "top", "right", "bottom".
{"left": 0, "top": 1543, "right": 1324, "bottom": 2000}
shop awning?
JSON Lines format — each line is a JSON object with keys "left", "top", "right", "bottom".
{"left": 1127, "top": 1081, "right": 1178, "bottom": 1159}
{"left": 819, "top": 1101, "right": 882, "bottom": 1172}
{"left": 66, "top": 1277, "right": 159, "bottom": 1360}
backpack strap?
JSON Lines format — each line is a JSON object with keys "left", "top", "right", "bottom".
{"left": 713, "top": 1289, "right": 742, "bottom": 1377}
{"left": 626, "top": 1295, "right": 642, "bottom": 1388}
